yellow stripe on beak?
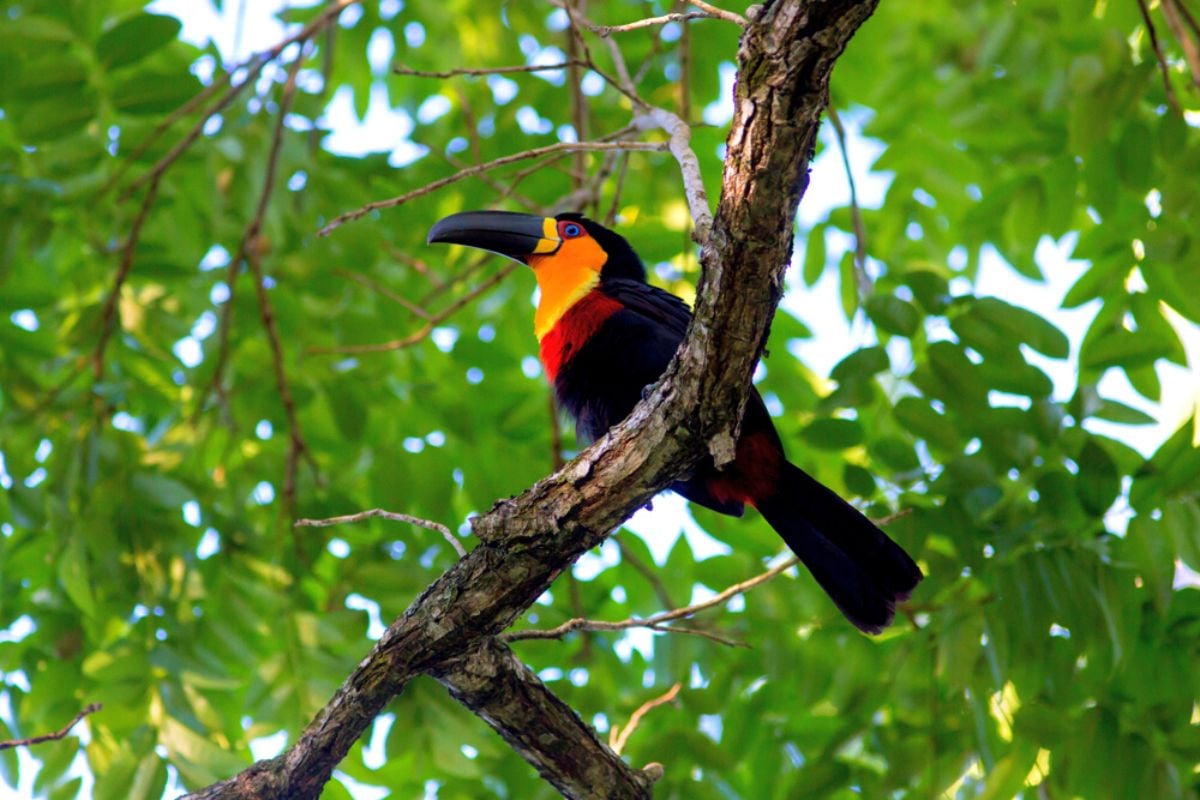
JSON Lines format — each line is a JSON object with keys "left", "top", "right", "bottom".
{"left": 532, "top": 217, "right": 561, "bottom": 254}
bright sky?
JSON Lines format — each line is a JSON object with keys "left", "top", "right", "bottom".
{"left": 4, "top": 2, "right": 1199, "bottom": 798}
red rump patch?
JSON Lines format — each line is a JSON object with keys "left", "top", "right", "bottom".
{"left": 539, "top": 291, "right": 622, "bottom": 383}
{"left": 704, "top": 430, "right": 785, "bottom": 507}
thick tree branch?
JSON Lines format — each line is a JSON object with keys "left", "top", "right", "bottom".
{"left": 186, "top": 1, "right": 879, "bottom": 797}
{"left": 431, "top": 639, "right": 656, "bottom": 797}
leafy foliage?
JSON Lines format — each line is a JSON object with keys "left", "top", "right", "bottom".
{"left": 1, "top": 0, "right": 1198, "bottom": 798}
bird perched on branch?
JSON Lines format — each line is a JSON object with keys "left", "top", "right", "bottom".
{"left": 428, "top": 210, "right": 922, "bottom": 633}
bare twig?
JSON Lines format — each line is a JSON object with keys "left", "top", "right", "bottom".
{"left": 590, "top": 11, "right": 714, "bottom": 37}
{"left": 97, "top": 69, "right": 234, "bottom": 199}
{"left": 334, "top": 269, "right": 431, "bottom": 319}
{"left": 318, "top": 141, "right": 666, "bottom": 237}
{"left": 296, "top": 508, "right": 467, "bottom": 558}
{"left": 567, "top": 2, "right": 590, "bottom": 200}
{"left": 1161, "top": 0, "right": 1200, "bottom": 89}
{"left": 605, "top": 152, "right": 631, "bottom": 226}
{"left": 242, "top": 52, "right": 318, "bottom": 516}
{"left": 394, "top": 61, "right": 585, "bottom": 78}
{"left": 510, "top": 508, "right": 913, "bottom": 645}
{"left": 565, "top": 3, "right": 715, "bottom": 243}
{"left": 826, "top": 103, "right": 871, "bottom": 297}
{"left": 0, "top": 704, "right": 101, "bottom": 751}
{"left": 648, "top": 623, "right": 746, "bottom": 647}
{"left": 633, "top": 107, "right": 713, "bottom": 243}
{"left": 307, "top": 262, "right": 519, "bottom": 355}
{"left": 610, "top": 684, "right": 681, "bottom": 755}
{"left": 120, "top": 0, "right": 358, "bottom": 203}
{"left": 688, "top": 0, "right": 747, "bottom": 27}
{"left": 1138, "top": 0, "right": 1182, "bottom": 112}
{"left": 502, "top": 555, "right": 799, "bottom": 643}
{"left": 677, "top": 0, "right": 693, "bottom": 124}
{"left": 615, "top": 536, "right": 676, "bottom": 609}
{"left": 92, "top": 177, "right": 161, "bottom": 385}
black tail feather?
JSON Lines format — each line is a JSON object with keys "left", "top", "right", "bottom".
{"left": 756, "top": 462, "right": 922, "bottom": 634}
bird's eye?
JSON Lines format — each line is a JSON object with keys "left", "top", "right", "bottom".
{"left": 561, "top": 222, "right": 582, "bottom": 238}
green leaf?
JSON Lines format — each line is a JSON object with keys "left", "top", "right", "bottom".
{"left": 111, "top": 72, "right": 203, "bottom": 115}
{"left": 1076, "top": 439, "right": 1120, "bottom": 515}
{"left": 843, "top": 463, "right": 877, "bottom": 497}
{"left": 801, "top": 418, "right": 864, "bottom": 450}
{"left": 864, "top": 295, "right": 920, "bottom": 337}
{"left": 905, "top": 269, "right": 952, "bottom": 314}
{"left": 15, "top": 94, "right": 98, "bottom": 142}
{"left": 58, "top": 535, "right": 96, "bottom": 617}
{"left": 971, "top": 297, "right": 1070, "bottom": 359}
{"left": 96, "top": 13, "right": 182, "bottom": 69}
{"left": 830, "top": 346, "right": 889, "bottom": 383}
{"left": 1092, "top": 398, "right": 1156, "bottom": 426}
{"left": 802, "top": 224, "right": 827, "bottom": 287}
{"left": 870, "top": 436, "right": 920, "bottom": 472}
{"left": 0, "top": 717, "right": 19, "bottom": 788}
{"left": 894, "top": 396, "right": 959, "bottom": 451}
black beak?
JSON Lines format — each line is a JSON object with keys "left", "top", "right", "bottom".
{"left": 427, "top": 210, "right": 562, "bottom": 263}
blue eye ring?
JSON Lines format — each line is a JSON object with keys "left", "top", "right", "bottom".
{"left": 562, "top": 223, "right": 582, "bottom": 238}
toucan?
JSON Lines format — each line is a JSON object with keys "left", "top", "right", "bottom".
{"left": 428, "top": 210, "right": 922, "bottom": 633}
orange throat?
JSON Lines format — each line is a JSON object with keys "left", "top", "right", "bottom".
{"left": 528, "top": 236, "right": 608, "bottom": 340}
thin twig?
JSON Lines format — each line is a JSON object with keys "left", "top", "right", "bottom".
{"left": 385, "top": 246, "right": 447, "bottom": 292}
{"left": 446, "top": 153, "right": 542, "bottom": 213}
{"left": 1176, "top": 0, "right": 1200, "bottom": 40}
{"left": 0, "top": 704, "right": 101, "bottom": 751}
{"left": 1161, "top": 0, "right": 1200, "bottom": 89}
{"left": 334, "top": 268, "right": 432, "bottom": 319}
{"left": 688, "top": 0, "right": 747, "bottom": 27}
{"left": 97, "top": 69, "right": 234, "bottom": 199}
{"left": 1138, "top": 0, "right": 1182, "bottom": 112}
{"left": 605, "top": 152, "right": 631, "bottom": 226}
{"left": 243, "top": 51, "right": 318, "bottom": 516}
{"left": 648, "top": 623, "right": 746, "bottom": 647}
{"left": 503, "top": 556, "right": 799, "bottom": 643}
{"left": 296, "top": 508, "right": 467, "bottom": 558}
{"left": 600, "top": 12, "right": 715, "bottom": 37}
{"left": 92, "top": 177, "right": 161, "bottom": 384}
{"left": 507, "top": 508, "right": 914, "bottom": 644}
{"left": 394, "top": 61, "right": 586, "bottom": 78}
{"left": 826, "top": 103, "right": 871, "bottom": 297}
{"left": 633, "top": 107, "right": 713, "bottom": 243}
{"left": 120, "top": 0, "right": 358, "bottom": 203}
{"left": 308, "top": 262, "right": 520, "bottom": 355}
{"left": 318, "top": 141, "right": 667, "bottom": 237}
{"left": 609, "top": 684, "right": 681, "bottom": 755}
{"left": 615, "top": 536, "right": 676, "bottom": 609}
{"left": 567, "top": 2, "right": 590, "bottom": 199}
{"left": 566, "top": 3, "right": 714, "bottom": 242}
{"left": 677, "top": 0, "right": 693, "bottom": 124}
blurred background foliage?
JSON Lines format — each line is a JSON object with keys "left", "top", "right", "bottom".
{"left": 1, "top": 0, "right": 1199, "bottom": 798}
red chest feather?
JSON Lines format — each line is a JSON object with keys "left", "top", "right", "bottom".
{"left": 539, "top": 291, "right": 622, "bottom": 383}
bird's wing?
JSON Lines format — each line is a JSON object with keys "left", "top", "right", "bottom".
{"left": 599, "top": 278, "right": 693, "bottom": 338}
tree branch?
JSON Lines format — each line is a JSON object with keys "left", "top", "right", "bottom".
{"left": 295, "top": 508, "right": 467, "bottom": 558}
{"left": 0, "top": 703, "right": 101, "bottom": 751}
{"left": 317, "top": 141, "right": 667, "bottom": 237}
{"left": 826, "top": 102, "right": 872, "bottom": 297}
{"left": 431, "top": 639, "right": 657, "bottom": 797}
{"left": 185, "top": 1, "right": 881, "bottom": 796}
{"left": 502, "top": 556, "right": 799, "bottom": 643}
{"left": 610, "top": 683, "right": 681, "bottom": 756}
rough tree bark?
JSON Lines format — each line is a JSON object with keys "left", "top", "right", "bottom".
{"left": 183, "top": 1, "right": 881, "bottom": 797}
